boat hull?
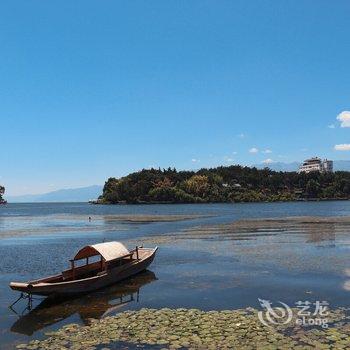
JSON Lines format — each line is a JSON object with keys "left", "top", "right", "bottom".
{"left": 10, "top": 247, "right": 157, "bottom": 297}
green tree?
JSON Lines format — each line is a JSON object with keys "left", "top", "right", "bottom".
{"left": 0, "top": 185, "right": 5, "bottom": 202}
{"left": 99, "top": 166, "right": 350, "bottom": 204}
{"left": 183, "top": 175, "right": 210, "bottom": 199}
{"left": 306, "top": 179, "right": 320, "bottom": 198}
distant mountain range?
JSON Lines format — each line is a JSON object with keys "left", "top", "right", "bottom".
{"left": 254, "top": 161, "right": 300, "bottom": 172}
{"left": 6, "top": 185, "right": 103, "bottom": 203}
{"left": 253, "top": 160, "right": 350, "bottom": 172}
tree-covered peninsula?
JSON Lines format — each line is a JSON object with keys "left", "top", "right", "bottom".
{"left": 99, "top": 166, "right": 350, "bottom": 204}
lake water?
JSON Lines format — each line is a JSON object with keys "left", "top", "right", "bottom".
{"left": 1, "top": 201, "right": 350, "bottom": 349}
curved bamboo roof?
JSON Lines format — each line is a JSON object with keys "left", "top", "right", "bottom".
{"left": 74, "top": 241, "right": 130, "bottom": 262}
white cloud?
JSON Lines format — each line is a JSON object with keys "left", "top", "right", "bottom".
{"left": 328, "top": 124, "right": 335, "bottom": 129}
{"left": 337, "top": 111, "right": 350, "bottom": 128}
{"left": 223, "top": 155, "right": 234, "bottom": 162}
{"left": 334, "top": 144, "right": 350, "bottom": 151}
{"left": 249, "top": 147, "right": 259, "bottom": 154}
{"left": 262, "top": 158, "right": 275, "bottom": 164}
{"left": 191, "top": 158, "right": 200, "bottom": 163}
{"left": 237, "top": 133, "right": 245, "bottom": 138}
{"left": 262, "top": 149, "right": 272, "bottom": 154}
{"left": 232, "top": 151, "right": 238, "bottom": 155}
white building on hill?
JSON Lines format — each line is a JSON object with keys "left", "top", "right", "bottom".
{"left": 298, "top": 157, "right": 333, "bottom": 174}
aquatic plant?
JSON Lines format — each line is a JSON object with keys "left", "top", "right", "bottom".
{"left": 16, "top": 307, "right": 350, "bottom": 349}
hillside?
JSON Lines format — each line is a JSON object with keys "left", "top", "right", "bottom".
{"left": 99, "top": 166, "right": 350, "bottom": 204}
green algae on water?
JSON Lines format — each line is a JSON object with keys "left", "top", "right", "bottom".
{"left": 16, "top": 307, "right": 350, "bottom": 350}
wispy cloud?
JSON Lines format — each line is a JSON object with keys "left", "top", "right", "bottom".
{"left": 334, "top": 144, "right": 350, "bottom": 151}
{"left": 237, "top": 133, "right": 245, "bottom": 139}
{"left": 328, "top": 124, "right": 335, "bottom": 129}
{"left": 262, "top": 158, "right": 275, "bottom": 164}
{"left": 232, "top": 151, "right": 238, "bottom": 155}
{"left": 191, "top": 158, "right": 200, "bottom": 163}
{"left": 249, "top": 147, "right": 259, "bottom": 154}
{"left": 223, "top": 156, "right": 234, "bottom": 163}
{"left": 337, "top": 111, "right": 350, "bottom": 128}
{"left": 262, "top": 149, "right": 272, "bottom": 154}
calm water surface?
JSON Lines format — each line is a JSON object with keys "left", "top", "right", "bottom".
{"left": 1, "top": 201, "right": 350, "bottom": 349}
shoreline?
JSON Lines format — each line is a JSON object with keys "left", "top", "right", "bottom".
{"left": 92, "top": 197, "right": 350, "bottom": 205}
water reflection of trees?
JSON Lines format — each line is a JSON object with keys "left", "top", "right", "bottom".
{"left": 10, "top": 270, "right": 157, "bottom": 336}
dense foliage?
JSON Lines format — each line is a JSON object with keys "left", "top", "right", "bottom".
{"left": 100, "top": 166, "right": 350, "bottom": 204}
{"left": 0, "top": 185, "right": 4, "bottom": 202}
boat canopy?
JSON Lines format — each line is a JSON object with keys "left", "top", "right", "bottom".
{"left": 73, "top": 241, "right": 130, "bottom": 262}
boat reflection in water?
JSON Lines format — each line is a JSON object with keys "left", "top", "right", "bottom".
{"left": 11, "top": 270, "right": 157, "bottom": 336}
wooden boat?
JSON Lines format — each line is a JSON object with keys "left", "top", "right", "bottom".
{"left": 10, "top": 241, "right": 158, "bottom": 297}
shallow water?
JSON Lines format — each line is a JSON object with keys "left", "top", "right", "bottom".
{"left": 1, "top": 201, "right": 350, "bottom": 349}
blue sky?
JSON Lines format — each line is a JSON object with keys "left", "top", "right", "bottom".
{"left": 1, "top": 1, "right": 350, "bottom": 195}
